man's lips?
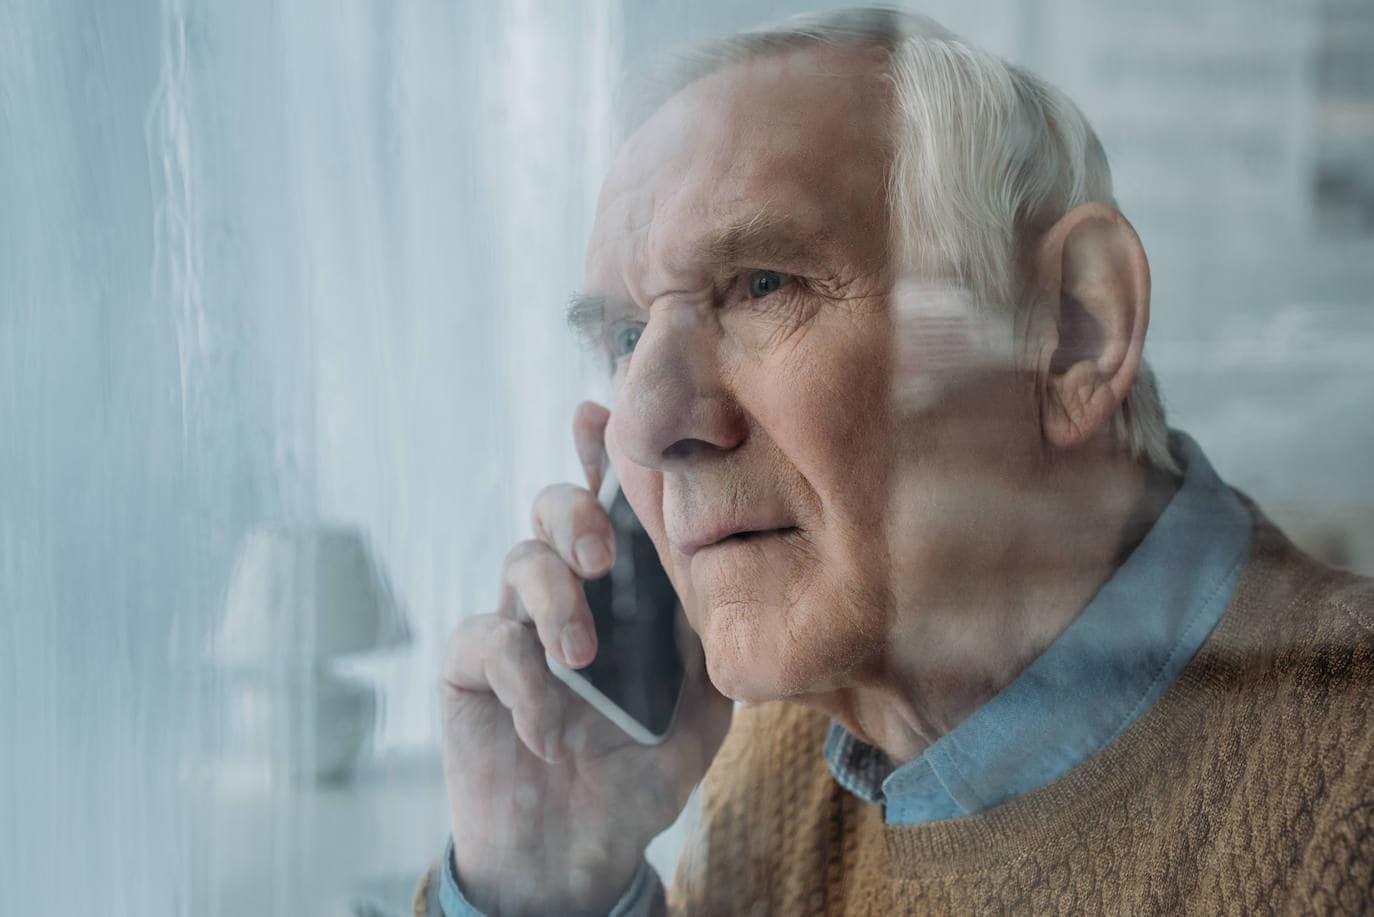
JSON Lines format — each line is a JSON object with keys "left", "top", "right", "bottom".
{"left": 676, "top": 525, "right": 800, "bottom": 557}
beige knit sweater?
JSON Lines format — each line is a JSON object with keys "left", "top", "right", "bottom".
{"left": 417, "top": 517, "right": 1374, "bottom": 915}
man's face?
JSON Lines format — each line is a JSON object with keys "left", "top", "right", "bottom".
{"left": 581, "top": 46, "right": 1010, "bottom": 703}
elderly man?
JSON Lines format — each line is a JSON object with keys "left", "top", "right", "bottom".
{"left": 416, "top": 9, "right": 1374, "bottom": 915}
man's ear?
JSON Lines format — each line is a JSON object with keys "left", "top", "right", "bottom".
{"left": 1032, "top": 203, "right": 1150, "bottom": 451}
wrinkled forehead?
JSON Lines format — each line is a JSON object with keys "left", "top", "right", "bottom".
{"left": 584, "top": 44, "right": 893, "bottom": 298}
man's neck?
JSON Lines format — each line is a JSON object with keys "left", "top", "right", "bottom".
{"left": 807, "top": 443, "right": 1179, "bottom": 765}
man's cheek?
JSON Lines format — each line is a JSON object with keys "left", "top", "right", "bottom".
{"left": 766, "top": 352, "right": 887, "bottom": 478}
{"left": 649, "top": 530, "right": 692, "bottom": 604}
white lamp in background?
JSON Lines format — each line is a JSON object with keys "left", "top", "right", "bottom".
{"left": 216, "top": 525, "right": 411, "bottom": 785}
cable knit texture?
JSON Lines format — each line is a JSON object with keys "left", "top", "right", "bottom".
{"left": 416, "top": 512, "right": 1374, "bottom": 915}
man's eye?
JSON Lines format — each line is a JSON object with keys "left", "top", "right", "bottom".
{"left": 611, "top": 324, "right": 643, "bottom": 356}
{"left": 747, "top": 270, "right": 793, "bottom": 299}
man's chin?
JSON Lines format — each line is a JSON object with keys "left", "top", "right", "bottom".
{"left": 694, "top": 609, "right": 780, "bottom": 703}
{"left": 694, "top": 591, "right": 884, "bottom": 705}
{"left": 697, "top": 606, "right": 815, "bottom": 703}
{"left": 702, "top": 653, "right": 782, "bottom": 705}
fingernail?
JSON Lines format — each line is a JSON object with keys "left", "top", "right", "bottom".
{"left": 561, "top": 623, "right": 594, "bottom": 668}
{"left": 574, "top": 534, "right": 610, "bottom": 574}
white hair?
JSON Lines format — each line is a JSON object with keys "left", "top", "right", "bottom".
{"left": 617, "top": 7, "right": 1178, "bottom": 474}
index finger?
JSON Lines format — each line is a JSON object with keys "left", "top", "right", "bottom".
{"left": 531, "top": 482, "right": 614, "bottom": 580}
{"left": 573, "top": 401, "right": 610, "bottom": 495}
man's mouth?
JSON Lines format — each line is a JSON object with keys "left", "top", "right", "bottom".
{"left": 679, "top": 525, "right": 801, "bottom": 557}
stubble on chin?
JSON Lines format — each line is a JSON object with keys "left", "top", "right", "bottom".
{"left": 695, "top": 572, "right": 892, "bottom": 705}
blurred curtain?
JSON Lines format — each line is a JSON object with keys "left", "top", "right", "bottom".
{"left": 2, "top": 1, "right": 616, "bottom": 913}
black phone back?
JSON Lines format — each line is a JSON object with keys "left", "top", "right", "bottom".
{"left": 580, "top": 488, "right": 684, "bottom": 737}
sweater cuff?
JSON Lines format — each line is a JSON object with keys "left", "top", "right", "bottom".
{"left": 438, "top": 834, "right": 662, "bottom": 917}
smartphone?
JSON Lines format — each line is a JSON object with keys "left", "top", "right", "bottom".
{"left": 545, "top": 467, "right": 686, "bottom": 745}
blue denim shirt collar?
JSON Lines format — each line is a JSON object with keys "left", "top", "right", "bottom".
{"left": 824, "top": 431, "right": 1254, "bottom": 824}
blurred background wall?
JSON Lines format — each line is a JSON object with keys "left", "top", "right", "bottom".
{"left": 2, "top": 1, "right": 1371, "bottom": 914}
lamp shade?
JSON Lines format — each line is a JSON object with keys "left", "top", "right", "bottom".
{"left": 215, "top": 525, "right": 409, "bottom": 665}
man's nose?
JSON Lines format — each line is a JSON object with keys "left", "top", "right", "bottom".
{"left": 615, "top": 304, "right": 746, "bottom": 470}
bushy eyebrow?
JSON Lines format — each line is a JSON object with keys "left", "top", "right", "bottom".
{"left": 699, "top": 211, "right": 831, "bottom": 270}
{"left": 566, "top": 210, "right": 832, "bottom": 346}
{"left": 565, "top": 292, "right": 608, "bottom": 348}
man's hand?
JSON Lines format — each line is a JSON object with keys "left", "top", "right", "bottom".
{"left": 440, "top": 401, "right": 732, "bottom": 916}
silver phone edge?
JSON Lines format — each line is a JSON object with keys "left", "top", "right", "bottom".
{"left": 546, "top": 651, "right": 683, "bottom": 747}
